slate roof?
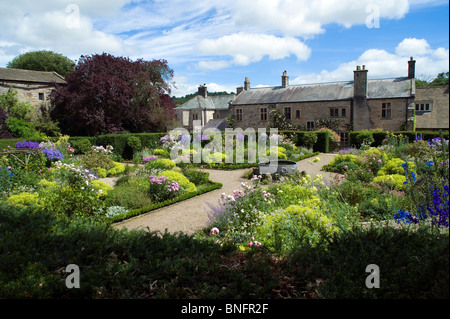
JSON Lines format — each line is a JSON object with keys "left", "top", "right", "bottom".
{"left": 0, "top": 67, "right": 66, "bottom": 84}
{"left": 231, "top": 77, "right": 414, "bottom": 105}
{"left": 203, "top": 119, "right": 228, "bottom": 131}
{"left": 177, "top": 94, "right": 234, "bottom": 110}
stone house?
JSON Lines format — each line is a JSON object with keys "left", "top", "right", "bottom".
{"left": 0, "top": 67, "right": 66, "bottom": 116}
{"left": 414, "top": 85, "right": 449, "bottom": 131}
{"left": 229, "top": 58, "right": 417, "bottom": 144}
{"left": 175, "top": 85, "right": 235, "bottom": 130}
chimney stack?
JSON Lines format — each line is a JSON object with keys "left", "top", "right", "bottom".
{"left": 198, "top": 84, "right": 207, "bottom": 98}
{"left": 354, "top": 65, "right": 368, "bottom": 99}
{"left": 408, "top": 57, "right": 416, "bottom": 79}
{"left": 282, "top": 71, "right": 289, "bottom": 87}
{"left": 244, "top": 77, "right": 250, "bottom": 90}
{"left": 236, "top": 86, "right": 244, "bottom": 95}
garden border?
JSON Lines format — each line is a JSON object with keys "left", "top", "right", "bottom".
{"left": 108, "top": 181, "right": 223, "bottom": 223}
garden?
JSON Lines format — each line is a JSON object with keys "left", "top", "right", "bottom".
{"left": 0, "top": 129, "right": 448, "bottom": 299}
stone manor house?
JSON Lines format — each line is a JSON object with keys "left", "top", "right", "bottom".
{"left": 176, "top": 58, "right": 449, "bottom": 145}
{"left": 0, "top": 67, "right": 66, "bottom": 116}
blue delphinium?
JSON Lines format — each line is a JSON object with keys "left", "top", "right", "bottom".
{"left": 15, "top": 141, "right": 40, "bottom": 149}
{"left": 43, "top": 148, "right": 64, "bottom": 160}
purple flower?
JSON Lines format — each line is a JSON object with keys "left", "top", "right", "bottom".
{"left": 43, "top": 148, "right": 64, "bottom": 160}
{"left": 15, "top": 141, "right": 40, "bottom": 149}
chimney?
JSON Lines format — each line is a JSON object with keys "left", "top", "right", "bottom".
{"left": 408, "top": 57, "right": 416, "bottom": 79}
{"left": 353, "top": 65, "right": 368, "bottom": 99}
{"left": 282, "top": 71, "right": 289, "bottom": 87}
{"left": 244, "top": 77, "right": 250, "bottom": 90}
{"left": 236, "top": 86, "right": 244, "bottom": 95}
{"left": 198, "top": 84, "right": 207, "bottom": 98}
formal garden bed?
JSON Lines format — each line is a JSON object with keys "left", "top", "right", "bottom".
{"left": 0, "top": 131, "right": 448, "bottom": 298}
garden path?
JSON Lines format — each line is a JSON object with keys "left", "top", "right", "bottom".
{"left": 112, "top": 153, "right": 339, "bottom": 235}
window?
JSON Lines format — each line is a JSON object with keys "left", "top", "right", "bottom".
{"left": 415, "top": 103, "right": 432, "bottom": 112}
{"left": 284, "top": 107, "right": 291, "bottom": 120}
{"left": 38, "top": 93, "right": 45, "bottom": 101}
{"left": 341, "top": 108, "right": 347, "bottom": 117}
{"left": 306, "top": 121, "right": 315, "bottom": 131}
{"left": 330, "top": 108, "right": 339, "bottom": 117}
{"left": 295, "top": 109, "right": 301, "bottom": 119}
{"left": 340, "top": 132, "right": 349, "bottom": 146}
{"left": 236, "top": 108, "right": 243, "bottom": 121}
{"left": 192, "top": 113, "right": 198, "bottom": 121}
{"left": 382, "top": 103, "right": 391, "bottom": 119}
{"left": 260, "top": 108, "right": 267, "bottom": 121}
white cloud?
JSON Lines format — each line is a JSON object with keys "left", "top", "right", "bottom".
{"left": 196, "top": 33, "right": 311, "bottom": 69}
{"left": 395, "top": 38, "right": 431, "bottom": 56}
{"left": 230, "top": 0, "right": 410, "bottom": 37}
{"left": 171, "top": 75, "right": 236, "bottom": 97}
{"left": 291, "top": 38, "right": 449, "bottom": 84}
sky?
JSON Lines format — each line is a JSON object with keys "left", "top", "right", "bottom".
{"left": 0, "top": 0, "right": 448, "bottom": 97}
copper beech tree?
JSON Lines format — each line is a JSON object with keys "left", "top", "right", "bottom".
{"left": 50, "top": 53, "right": 176, "bottom": 136}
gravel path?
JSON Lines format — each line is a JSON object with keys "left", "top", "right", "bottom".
{"left": 112, "top": 153, "right": 339, "bottom": 235}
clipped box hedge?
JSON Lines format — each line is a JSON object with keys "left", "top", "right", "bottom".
{"left": 349, "top": 130, "right": 449, "bottom": 148}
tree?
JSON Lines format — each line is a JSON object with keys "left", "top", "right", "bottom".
{"left": 416, "top": 72, "right": 449, "bottom": 87}
{"left": 50, "top": 53, "right": 176, "bottom": 136}
{"left": 7, "top": 50, "right": 75, "bottom": 77}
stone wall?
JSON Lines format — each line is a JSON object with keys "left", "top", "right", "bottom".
{"left": 415, "top": 85, "right": 449, "bottom": 130}
{"left": 0, "top": 81, "right": 55, "bottom": 117}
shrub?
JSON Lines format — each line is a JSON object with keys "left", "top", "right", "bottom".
{"left": 256, "top": 205, "right": 338, "bottom": 254}
{"left": 127, "top": 136, "right": 142, "bottom": 153}
{"left": 353, "top": 131, "right": 375, "bottom": 147}
{"left": 324, "top": 154, "right": 362, "bottom": 171}
{"left": 71, "top": 139, "right": 92, "bottom": 155}
{"left": 6, "top": 192, "right": 39, "bottom": 207}
{"left": 182, "top": 168, "right": 210, "bottom": 186}
{"left": 107, "top": 162, "right": 126, "bottom": 177}
{"left": 158, "top": 170, "right": 197, "bottom": 194}
{"left": 154, "top": 148, "right": 170, "bottom": 158}
{"left": 148, "top": 176, "right": 181, "bottom": 203}
{"left": 377, "top": 158, "right": 414, "bottom": 176}
{"left": 105, "top": 184, "right": 151, "bottom": 210}
{"left": 372, "top": 174, "right": 407, "bottom": 191}
{"left": 146, "top": 158, "right": 176, "bottom": 170}
{"left": 91, "top": 180, "right": 114, "bottom": 197}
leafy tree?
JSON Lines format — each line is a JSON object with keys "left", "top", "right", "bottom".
{"left": 50, "top": 53, "right": 176, "bottom": 136}
{"left": 416, "top": 72, "right": 449, "bottom": 87}
{"left": 7, "top": 50, "right": 75, "bottom": 77}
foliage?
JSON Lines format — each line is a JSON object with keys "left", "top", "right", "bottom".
{"left": 148, "top": 176, "right": 180, "bottom": 202}
{"left": 146, "top": 158, "right": 176, "bottom": 170}
{"left": 256, "top": 205, "right": 339, "bottom": 254}
{"left": 158, "top": 170, "right": 197, "bottom": 194}
{"left": 7, "top": 50, "right": 75, "bottom": 76}
{"left": 37, "top": 162, "right": 105, "bottom": 219}
{"left": 50, "top": 53, "right": 176, "bottom": 136}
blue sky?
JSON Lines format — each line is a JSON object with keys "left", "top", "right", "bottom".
{"left": 0, "top": 0, "right": 448, "bottom": 97}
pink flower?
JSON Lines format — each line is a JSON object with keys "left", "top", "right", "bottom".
{"left": 378, "top": 159, "right": 382, "bottom": 163}
{"left": 210, "top": 227, "right": 220, "bottom": 235}
{"left": 248, "top": 241, "right": 254, "bottom": 247}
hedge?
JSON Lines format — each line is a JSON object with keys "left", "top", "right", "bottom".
{"left": 280, "top": 130, "right": 330, "bottom": 153}
{"left": 349, "top": 130, "right": 449, "bottom": 148}
{"left": 69, "top": 133, "right": 167, "bottom": 159}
